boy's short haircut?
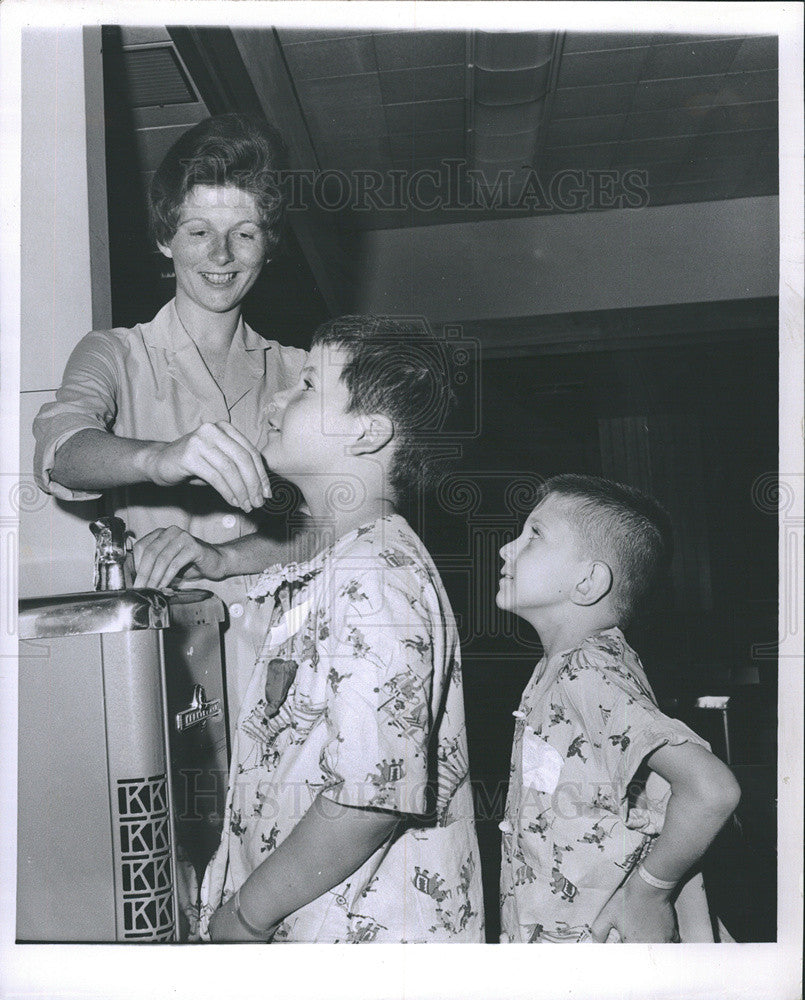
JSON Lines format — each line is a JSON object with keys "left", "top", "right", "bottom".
{"left": 537, "top": 473, "right": 674, "bottom": 626}
{"left": 311, "top": 315, "right": 456, "bottom": 498}
{"left": 149, "top": 113, "right": 287, "bottom": 253}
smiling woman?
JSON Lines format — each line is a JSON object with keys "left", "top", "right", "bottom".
{"left": 32, "top": 114, "right": 310, "bottom": 728}
{"left": 161, "top": 186, "right": 270, "bottom": 314}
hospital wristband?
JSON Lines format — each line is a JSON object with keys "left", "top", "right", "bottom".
{"left": 233, "top": 888, "right": 273, "bottom": 939}
{"left": 636, "top": 863, "right": 678, "bottom": 891}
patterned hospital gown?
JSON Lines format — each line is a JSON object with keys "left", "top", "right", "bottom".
{"left": 500, "top": 627, "right": 711, "bottom": 943}
{"left": 199, "top": 514, "right": 484, "bottom": 942}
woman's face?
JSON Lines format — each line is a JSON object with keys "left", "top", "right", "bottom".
{"left": 159, "top": 185, "right": 269, "bottom": 317}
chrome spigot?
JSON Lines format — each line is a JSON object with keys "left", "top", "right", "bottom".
{"left": 90, "top": 516, "right": 130, "bottom": 591}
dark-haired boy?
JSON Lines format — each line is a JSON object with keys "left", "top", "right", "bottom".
{"left": 198, "top": 316, "right": 484, "bottom": 942}
{"left": 497, "top": 474, "right": 740, "bottom": 943}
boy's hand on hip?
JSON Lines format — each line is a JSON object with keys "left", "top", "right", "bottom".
{"left": 590, "top": 875, "right": 679, "bottom": 943}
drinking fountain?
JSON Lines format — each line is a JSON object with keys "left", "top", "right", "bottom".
{"left": 17, "top": 517, "right": 228, "bottom": 942}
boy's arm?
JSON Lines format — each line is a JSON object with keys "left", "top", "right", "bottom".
{"left": 209, "top": 793, "right": 399, "bottom": 941}
{"left": 132, "top": 523, "right": 321, "bottom": 588}
{"left": 590, "top": 742, "right": 741, "bottom": 943}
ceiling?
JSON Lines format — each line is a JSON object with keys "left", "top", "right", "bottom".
{"left": 110, "top": 25, "right": 778, "bottom": 232}
{"left": 276, "top": 28, "right": 777, "bottom": 227}
{"left": 102, "top": 25, "right": 779, "bottom": 335}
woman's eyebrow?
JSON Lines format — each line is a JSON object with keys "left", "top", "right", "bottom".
{"left": 178, "top": 216, "right": 262, "bottom": 226}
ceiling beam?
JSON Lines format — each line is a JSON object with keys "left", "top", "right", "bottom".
{"left": 457, "top": 298, "right": 778, "bottom": 358}
{"left": 228, "top": 28, "right": 358, "bottom": 315}
{"left": 355, "top": 196, "right": 779, "bottom": 326}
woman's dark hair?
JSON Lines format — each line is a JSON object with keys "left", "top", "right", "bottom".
{"left": 311, "top": 315, "right": 457, "bottom": 499}
{"left": 148, "top": 113, "right": 287, "bottom": 253}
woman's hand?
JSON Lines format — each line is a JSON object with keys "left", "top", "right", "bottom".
{"left": 146, "top": 421, "right": 271, "bottom": 511}
{"left": 590, "top": 872, "right": 679, "bottom": 943}
{"left": 133, "top": 526, "right": 226, "bottom": 588}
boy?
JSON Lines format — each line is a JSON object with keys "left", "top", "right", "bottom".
{"left": 197, "top": 316, "right": 484, "bottom": 942}
{"left": 496, "top": 474, "right": 740, "bottom": 943}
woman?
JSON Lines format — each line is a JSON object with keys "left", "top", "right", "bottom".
{"left": 33, "top": 114, "right": 308, "bottom": 718}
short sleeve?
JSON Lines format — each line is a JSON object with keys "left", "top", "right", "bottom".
{"left": 558, "top": 652, "right": 709, "bottom": 793}
{"left": 32, "top": 330, "right": 121, "bottom": 500}
{"left": 606, "top": 695, "right": 709, "bottom": 792}
{"left": 317, "top": 561, "right": 435, "bottom": 816}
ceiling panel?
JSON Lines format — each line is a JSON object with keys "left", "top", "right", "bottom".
{"left": 730, "top": 35, "right": 778, "bottom": 72}
{"left": 547, "top": 112, "right": 627, "bottom": 145}
{"left": 557, "top": 47, "right": 650, "bottom": 88}
{"left": 379, "top": 65, "right": 464, "bottom": 104}
{"left": 389, "top": 128, "right": 465, "bottom": 159}
{"left": 475, "top": 100, "right": 543, "bottom": 133}
{"left": 475, "top": 129, "right": 536, "bottom": 161}
{"left": 719, "top": 69, "right": 778, "bottom": 102}
{"left": 296, "top": 75, "right": 387, "bottom": 138}
{"left": 384, "top": 98, "right": 465, "bottom": 133}
{"left": 276, "top": 28, "right": 372, "bottom": 45}
{"left": 475, "top": 32, "right": 554, "bottom": 70}
{"left": 372, "top": 30, "right": 466, "bottom": 70}
{"left": 551, "top": 81, "right": 637, "bottom": 118}
{"left": 281, "top": 36, "right": 379, "bottom": 79}
{"left": 562, "top": 32, "right": 653, "bottom": 54}
{"left": 610, "top": 135, "right": 697, "bottom": 163}
{"left": 295, "top": 73, "right": 384, "bottom": 108}
{"left": 702, "top": 100, "right": 777, "bottom": 132}
{"left": 541, "top": 143, "right": 618, "bottom": 171}
{"left": 742, "top": 153, "right": 779, "bottom": 183}
{"left": 621, "top": 160, "right": 682, "bottom": 186}
{"left": 271, "top": 28, "right": 778, "bottom": 228}
{"left": 641, "top": 37, "right": 744, "bottom": 79}
{"left": 675, "top": 160, "right": 749, "bottom": 188}
{"left": 391, "top": 154, "right": 460, "bottom": 173}
{"left": 691, "top": 127, "right": 776, "bottom": 161}
{"left": 631, "top": 75, "right": 728, "bottom": 112}
{"left": 475, "top": 64, "right": 551, "bottom": 105}
{"left": 621, "top": 107, "right": 705, "bottom": 139}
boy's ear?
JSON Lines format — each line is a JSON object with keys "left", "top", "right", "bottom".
{"left": 157, "top": 242, "right": 173, "bottom": 260}
{"left": 572, "top": 560, "right": 613, "bottom": 606}
{"left": 348, "top": 414, "right": 394, "bottom": 456}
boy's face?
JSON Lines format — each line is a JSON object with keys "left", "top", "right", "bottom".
{"left": 497, "top": 493, "right": 588, "bottom": 619}
{"left": 262, "top": 342, "right": 360, "bottom": 482}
